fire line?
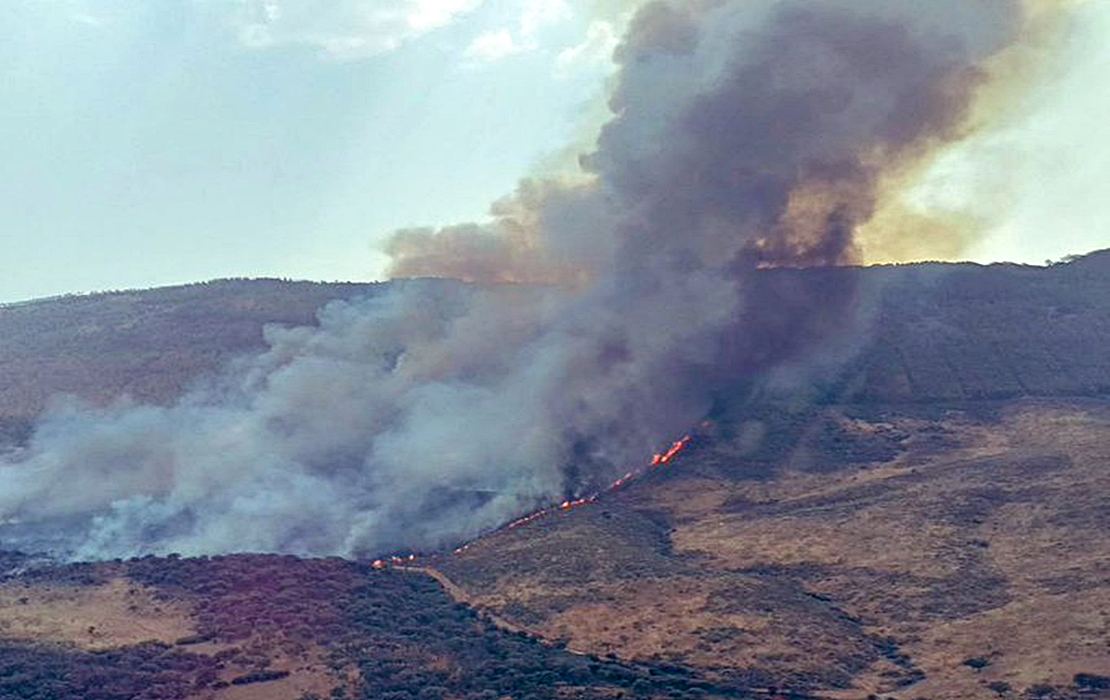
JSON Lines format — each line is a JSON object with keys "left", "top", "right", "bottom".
{"left": 376, "top": 434, "right": 692, "bottom": 567}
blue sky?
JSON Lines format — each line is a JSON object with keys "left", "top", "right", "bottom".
{"left": 0, "top": 0, "right": 621, "bottom": 302}
{"left": 1, "top": 0, "right": 1108, "bottom": 303}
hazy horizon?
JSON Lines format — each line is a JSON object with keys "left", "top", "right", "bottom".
{"left": 4, "top": 246, "right": 1108, "bottom": 309}
{"left": 2, "top": 0, "right": 1109, "bottom": 304}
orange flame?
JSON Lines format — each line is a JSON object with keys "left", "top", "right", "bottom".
{"left": 652, "top": 436, "right": 691, "bottom": 466}
{"left": 375, "top": 553, "right": 420, "bottom": 569}
{"left": 373, "top": 434, "right": 693, "bottom": 569}
{"left": 486, "top": 434, "right": 690, "bottom": 539}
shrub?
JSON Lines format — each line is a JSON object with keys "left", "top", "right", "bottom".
{"left": 1073, "top": 673, "right": 1110, "bottom": 690}
{"left": 986, "top": 680, "right": 1011, "bottom": 695}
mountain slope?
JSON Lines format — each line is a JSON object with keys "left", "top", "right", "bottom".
{"left": 0, "top": 279, "right": 381, "bottom": 426}
{"left": 431, "top": 398, "right": 1110, "bottom": 699}
{"left": 3, "top": 253, "right": 1109, "bottom": 431}
{"left": 1, "top": 254, "right": 1109, "bottom": 699}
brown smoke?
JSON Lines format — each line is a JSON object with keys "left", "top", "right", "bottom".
{"left": 388, "top": 0, "right": 1050, "bottom": 283}
{"left": 387, "top": 178, "right": 596, "bottom": 286}
{"left": 0, "top": 0, "right": 1081, "bottom": 561}
{"left": 857, "top": 0, "right": 1077, "bottom": 264}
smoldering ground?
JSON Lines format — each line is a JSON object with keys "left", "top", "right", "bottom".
{"left": 0, "top": 0, "right": 1061, "bottom": 559}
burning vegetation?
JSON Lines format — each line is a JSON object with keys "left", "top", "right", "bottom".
{"left": 379, "top": 434, "right": 694, "bottom": 565}
{"left": 0, "top": 0, "right": 1078, "bottom": 561}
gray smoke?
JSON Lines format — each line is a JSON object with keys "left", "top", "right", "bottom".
{"left": 0, "top": 0, "right": 1031, "bottom": 560}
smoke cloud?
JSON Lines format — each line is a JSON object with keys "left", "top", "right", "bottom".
{"left": 1, "top": 0, "right": 1048, "bottom": 559}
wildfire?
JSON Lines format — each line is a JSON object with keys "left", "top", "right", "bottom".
{"left": 650, "top": 436, "right": 690, "bottom": 466}
{"left": 560, "top": 497, "right": 592, "bottom": 510}
{"left": 495, "top": 434, "right": 691, "bottom": 535}
{"left": 371, "top": 434, "right": 692, "bottom": 571}
{"left": 504, "top": 509, "right": 551, "bottom": 530}
{"left": 372, "top": 553, "right": 418, "bottom": 569}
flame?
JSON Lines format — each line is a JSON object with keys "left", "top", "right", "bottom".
{"left": 651, "top": 436, "right": 690, "bottom": 466}
{"left": 488, "top": 435, "right": 691, "bottom": 537}
{"left": 373, "top": 434, "right": 692, "bottom": 570}
{"left": 560, "top": 497, "right": 592, "bottom": 510}
{"left": 372, "top": 553, "right": 420, "bottom": 570}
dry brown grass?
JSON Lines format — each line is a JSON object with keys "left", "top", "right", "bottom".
{"left": 0, "top": 577, "right": 194, "bottom": 650}
{"left": 436, "top": 399, "right": 1110, "bottom": 698}
{"left": 0, "top": 568, "right": 348, "bottom": 700}
{"left": 212, "top": 650, "right": 339, "bottom": 700}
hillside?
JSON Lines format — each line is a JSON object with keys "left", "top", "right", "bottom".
{"left": 0, "top": 279, "right": 382, "bottom": 431}
{"left": 433, "top": 398, "right": 1110, "bottom": 700}
{"left": 3, "top": 401, "right": 1106, "bottom": 700}
{"left": 839, "top": 252, "right": 1110, "bottom": 402}
{"left": 2, "top": 553, "right": 753, "bottom": 700}
{"left": 3, "top": 253, "right": 1109, "bottom": 432}
{"left": 717, "top": 252, "right": 1110, "bottom": 406}
{"left": 1, "top": 254, "right": 1109, "bottom": 699}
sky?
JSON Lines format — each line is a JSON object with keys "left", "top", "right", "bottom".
{"left": 1, "top": 0, "right": 1108, "bottom": 304}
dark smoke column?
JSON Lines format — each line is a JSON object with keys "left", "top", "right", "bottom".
{"left": 562, "top": 0, "right": 1023, "bottom": 383}
{"left": 383, "top": 0, "right": 1036, "bottom": 545}
{"left": 0, "top": 0, "right": 1040, "bottom": 560}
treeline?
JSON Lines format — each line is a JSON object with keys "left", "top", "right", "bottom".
{"left": 840, "top": 255, "right": 1110, "bottom": 403}
{"left": 5, "top": 254, "right": 1110, "bottom": 422}
{"left": 0, "top": 641, "right": 219, "bottom": 700}
{"left": 0, "top": 553, "right": 789, "bottom": 700}
{"left": 127, "top": 554, "right": 776, "bottom": 699}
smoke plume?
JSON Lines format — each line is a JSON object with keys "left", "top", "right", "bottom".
{"left": 0, "top": 0, "right": 1046, "bottom": 559}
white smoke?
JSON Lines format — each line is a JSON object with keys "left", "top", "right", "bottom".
{"left": 0, "top": 0, "right": 1044, "bottom": 560}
